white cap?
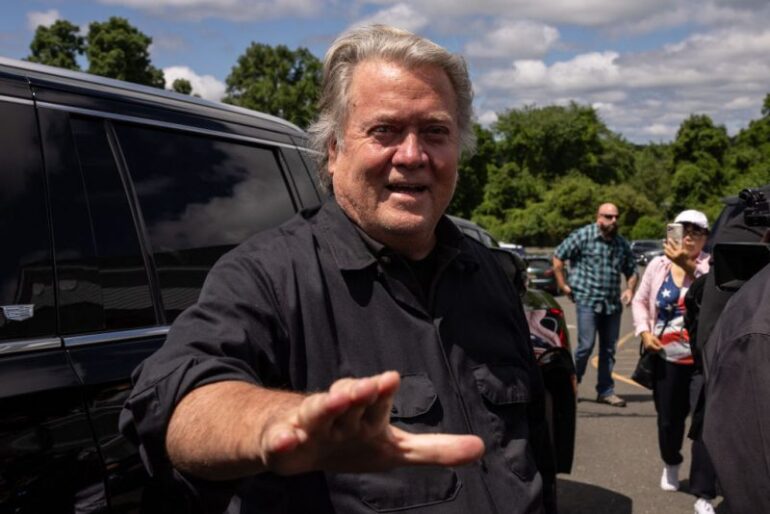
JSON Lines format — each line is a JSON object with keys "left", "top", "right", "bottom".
{"left": 674, "top": 209, "right": 709, "bottom": 230}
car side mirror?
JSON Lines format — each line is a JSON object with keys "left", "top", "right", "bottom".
{"left": 490, "top": 248, "right": 528, "bottom": 296}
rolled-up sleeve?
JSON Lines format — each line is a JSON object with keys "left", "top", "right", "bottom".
{"left": 119, "top": 251, "right": 289, "bottom": 476}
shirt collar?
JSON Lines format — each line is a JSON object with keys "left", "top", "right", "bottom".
{"left": 316, "top": 199, "right": 471, "bottom": 271}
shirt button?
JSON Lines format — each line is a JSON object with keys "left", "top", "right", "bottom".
{"left": 381, "top": 256, "right": 391, "bottom": 264}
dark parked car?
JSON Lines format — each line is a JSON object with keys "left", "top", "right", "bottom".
{"left": 630, "top": 239, "right": 664, "bottom": 265}
{"left": 0, "top": 56, "right": 324, "bottom": 512}
{"left": 526, "top": 255, "right": 559, "bottom": 295}
{"left": 450, "top": 217, "right": 576, "bottom": 475}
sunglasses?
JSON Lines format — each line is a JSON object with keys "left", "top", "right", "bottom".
{"left": 682, "top": 224, "right": 708, "bottom": 237}
{"left": 599, "top": 213, "right": 619, "bottom": 220}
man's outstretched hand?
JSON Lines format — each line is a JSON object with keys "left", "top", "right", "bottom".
{"left": 166, "top": 371, "right": 485, "bottom": 480}
{"left": 258, "top": 371, "right": 485, "bottom": 475}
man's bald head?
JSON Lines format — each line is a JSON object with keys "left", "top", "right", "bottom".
{"left": 596, "top": 203, "right": 619, "bottom": 238}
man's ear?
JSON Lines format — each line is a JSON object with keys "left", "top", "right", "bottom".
{"left": 327, "top": 138, "right": 338, "bottom": 178}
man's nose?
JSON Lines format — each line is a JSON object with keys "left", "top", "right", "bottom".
{"left": 392, "top": 131, "right": 427, "bottom": 168}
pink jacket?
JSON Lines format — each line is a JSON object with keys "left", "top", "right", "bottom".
{"left": 631, "top": 252, "right": 710, "bottom": 337}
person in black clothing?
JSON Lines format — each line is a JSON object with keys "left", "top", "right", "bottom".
{"left": 120, "top": 24, "right": 551, "bottom": 513}
{"left": 702, "top": 257, "right": 770, "bottom": 514}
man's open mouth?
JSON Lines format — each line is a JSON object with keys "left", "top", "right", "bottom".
{"left": 387, "top": 184, "right": 428, "bottom": 193}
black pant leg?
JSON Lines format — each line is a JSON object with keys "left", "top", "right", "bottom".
{"left": 688, "top": 373, "right": 718, "bottom": 500}
{"left": 689, "top": 438, "right": 718, "bottom": 499}
{"left": 653, "top": 359, "right": 694, "bottom": 465}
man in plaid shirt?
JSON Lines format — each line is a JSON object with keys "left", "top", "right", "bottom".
{"left": 552, "top": 203, "right": 638, "bottom": 407}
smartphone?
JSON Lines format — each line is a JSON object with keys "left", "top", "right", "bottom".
{"left": 667, "top": 223, "right": 683, "bottom": 246}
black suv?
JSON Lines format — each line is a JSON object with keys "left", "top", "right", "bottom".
{"left": 0, "top": 57, "right": 323, "bottom": 512}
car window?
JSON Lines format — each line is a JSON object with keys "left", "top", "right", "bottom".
{"left": 68, "top": 117, "right": 157, "bottom": 331}
{"left": 0, "top": 101, "right": 56, "bottom": 341}
{"left": 528, "top": 259, "right": 551, "bottom": 270}
{"left": 115, "top": 123, "right": 298, "bottom": 322}
{"left": 281, "top": 147, "right": 322, "bottom": 209}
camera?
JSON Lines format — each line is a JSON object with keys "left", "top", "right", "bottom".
{"left": 740, "top": 188, "right": 770, "bottom": 227}
{"left": 713, "top": 188, "right": 770, "bottom": 291}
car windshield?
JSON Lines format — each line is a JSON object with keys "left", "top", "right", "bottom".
{"left": 528, "top": 259, "right": 551, "bottom": 269}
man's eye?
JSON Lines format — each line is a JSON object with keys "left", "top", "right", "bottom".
{"left": 424, "top": 126, "right": 450, "bottom": 136}
{"left": 371, "top": 125, "right": 394, "bottom": 134}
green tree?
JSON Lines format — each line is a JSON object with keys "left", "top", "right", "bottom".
{"left": 723, "top": 94, "right": 770, "bottom": 194}
{"left": 493, "top": 102, "right": 608, "bottom": 182}
{"left": 490, "top": 174, "right": 600, "bottom": 246}
{"left": 628, "top": 143, "right": 673, "bottom": 209}
{"left": 171, "top": 78, "right": 193, "bottom": 95}
{"left": 27, "top": 19, "right": 84, "bottom": 70}
{"left": 87, "top": 17, "right": 164, "bottom": 88}
{"left": 474, "top": 163, "right": 543, "bottom": 219}
{"left": 668, "top": 114, "right": 730, "bottom": 216}
{"left": 630, "top": 215, "right": 666, "bottom": 240}
{"left": 449, "top": 124, "right": 498, "bottom": 218}
{"left": 224, "top": 43, "right": 321, "bottom": 128}
{"left": 672, "top": 114, "right": 729, "bottom": 167}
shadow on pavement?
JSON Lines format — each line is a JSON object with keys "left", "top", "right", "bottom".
{"left": 578, "top": 394, "right": 653, "bottom": 405}
{"left": 557, "top": 478, "right": 632, "bottom": 514}
{"left": 617, "top": 393, "right": 653, "bottom": 404}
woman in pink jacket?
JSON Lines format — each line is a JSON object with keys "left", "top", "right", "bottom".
{"left": 631, "top": 209, "right": 716, "bottom": 514}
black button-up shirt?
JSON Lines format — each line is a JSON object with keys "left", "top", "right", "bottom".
{"left": 120, "top": 200, "right": 546, "bottom": 514}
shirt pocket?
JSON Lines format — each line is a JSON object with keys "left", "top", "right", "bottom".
{"left": 331, "top": 374, "right": 461, "bottom": 512}
{"left": 473, "top": 363, "right": 537, "bottom": 481}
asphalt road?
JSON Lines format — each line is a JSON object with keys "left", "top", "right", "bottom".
{"left": 551, "top": 291, "right": 729, "bottom": 514}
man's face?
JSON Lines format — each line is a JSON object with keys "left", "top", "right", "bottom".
{"left": 327, "top": 59, "right": 460, "bottom": 258}
{"left": 596, "top": 204, "right": 620, "bottom": 238}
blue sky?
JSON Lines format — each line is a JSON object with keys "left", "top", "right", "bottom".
{"left": 2, "top": 0, "right": 769, "bottom": 143}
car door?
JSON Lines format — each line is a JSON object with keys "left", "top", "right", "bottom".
{"left": 36, "top": 87, "right": 309, "bottom": 509}
{"left": 0, "top": 72, "right": 106, "bottom": 513}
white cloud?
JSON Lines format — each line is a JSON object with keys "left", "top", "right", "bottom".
{"left": 477, "top": 110, "right": 498, "bottom": 126}
{"left": 473, "top": 22, "right": 770, "bottom": 142}
{"left": 350, "top": 4, "right": 429, "bottom": 33}
{"left": 163, "top": 65, "right": 226, "bottom": 101}
{"left": 367, "top": 0, "right": 672, "bottom": 27}
{"left": 96, "top": 0, "right": 319, "bottom": 20}
{"left": 642, "top": 123, "right": 677, "bottom": 137}
{"left": 465, "top": 20, "right": 559, "bottom": 59}
{"left": 27, "top": 9, "right": 60, "bottom": 31}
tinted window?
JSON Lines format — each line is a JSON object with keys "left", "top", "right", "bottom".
{"left": 69, "top": 117, "right": 156, "bottom": 331}
{"left": 281, "top": 147, "right": 321, "bottom": 208}
{"left": 528, "top": 259, "right": 551, "bottom": 270}
{"left": 115, "top": 124, "right": 297, "bottom": 321}
{"left": 0, "top": 101, "right": 55, "bottom": 340}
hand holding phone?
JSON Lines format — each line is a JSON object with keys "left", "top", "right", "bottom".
{"left": 667, "top": 223, "right": 683, "bottom": 246}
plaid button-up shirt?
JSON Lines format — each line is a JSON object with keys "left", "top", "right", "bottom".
{"left": 554, "top": 223, "right": 636, "bottom": 314}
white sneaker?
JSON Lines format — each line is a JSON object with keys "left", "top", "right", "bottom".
{"left": 660, "top": 464, "right": 680, "bottom": 491}
{"left": 694, "top": 498, "right": 715, "bottom": 514}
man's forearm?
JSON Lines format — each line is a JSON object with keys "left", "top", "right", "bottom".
{"left": 552, "top": 257, "right": 568, "bottom": 291}
{"left": 626, "top": 273, "right": 638, "bottom": 293}
{"left": 166, "top": 381, "right": 303, "bottom": 480}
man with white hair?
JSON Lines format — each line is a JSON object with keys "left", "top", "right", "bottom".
{"left": 121, "top": 25, "right": 551, "bottom": 513}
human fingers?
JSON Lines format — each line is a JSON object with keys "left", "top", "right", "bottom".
{"left": 389, "top": 427, "right": 485, "bottom": 467}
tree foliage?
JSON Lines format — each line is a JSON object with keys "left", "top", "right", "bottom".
{"left": 493, "top": 103, "right": 610, "bottom": 182}
{"left": 224, "top": 43, "right": 321, "bottom": 128}
{"left": 172, "top": 78, "right": 193, "bottom": 95}
{"left": 27, "top": 20, "right": 85, "bottom": 70}
{"left": 87, "top": 17, "right": 164, "bottom": 88}
{"left": 449, "top": 124, "right": 498, "bottom": 218}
